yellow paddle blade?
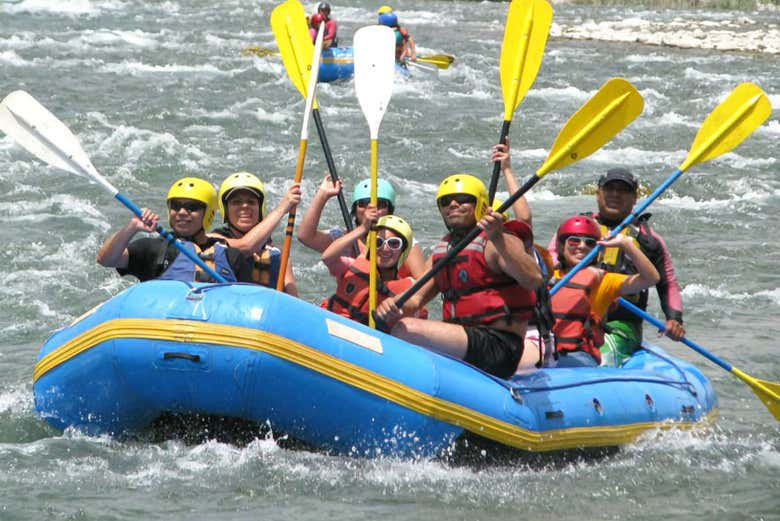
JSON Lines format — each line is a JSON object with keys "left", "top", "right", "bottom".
{"left": 679, "top": 82, "right": 771, "bottom": 171}
{"left": 537, "top": 78, "right": 643, "bottom": 177}
{"left": 271, "top": 0, "right": 319, "bottom": 109}
{"left": 733, "top": 369, "right": 780, "bottom": 421}
{"left": 500, "top": 0, "right": 552, "bottom": 119}
{"left": 240, "top": 46, "right": 280, "bottom": 58}
{"left": 416, "top": 54, "right": 454, "bottom": 69}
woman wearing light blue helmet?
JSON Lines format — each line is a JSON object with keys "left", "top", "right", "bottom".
{"left": 297, "top": 174, "right": 425, "bottom": 278}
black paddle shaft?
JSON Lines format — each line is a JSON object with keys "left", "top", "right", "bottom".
{"left": 312, "top": 109, "right": 359, "bottom": 257}
{"left": 393, "top": 173, "right": 541, "bottom": 309}
{"left": 487, "top": 120, "right": 512, "bottom": 205}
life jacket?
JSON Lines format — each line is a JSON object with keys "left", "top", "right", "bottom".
{"left": 549, "top": 268, "right": 603, "bottom": 363}
{"left": 394, "top": 26, "right": 409, "bottom": 60}
{"left": 322, "top": 257, "right": 425, "bottom": 325}
{"left": 251, "top": 245, "right": 281, "bottom": 288}
{"left": 432, "top": 227, "right": 536, "bottom": 326}
{"left": 157, "top": 240, "right": 238, "bottom": 283}
{"left": 531, "top": 244, "right": 557, "bottom": 367}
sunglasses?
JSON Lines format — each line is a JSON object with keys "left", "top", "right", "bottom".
{"left": 565, "top": 235, "right": 598, "bottom": 248}
{"left": 355, "top": 199, "right": 391, "bottom": 210}
{"left": 437, "top": 194, "right": 476, "bottom": 207}
{"left": 169, "top": 200, "right": 206, "bottom": 213}
{"left": 375, "top": 236, "right": 404, "bottom": 251}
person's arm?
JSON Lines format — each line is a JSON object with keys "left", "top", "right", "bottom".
{"left": 402, "top": 243, "right": 426, "bottom": 279}
{"left": 481, "top": 211, "right": 541, "bottom": 289}
{"left": 220, "top": 183, "right": 301, "bottom": 252}
{"left": 602, "top": 234, "right": 660, "bottom": 295}
{"left": 297, "top": 174, "right": 343, "bottom": 253}
{"left": 406, "top": 33, "right": 416, "bottom": 61}
{"left": 282, "top": 263, "right": 298, "bottom": 297}
{"left": 376, "top": 255, "right": 438, "bottom": 325}
{"left": 491, "top": 141, "right": 532, "bottom": 225}
{"left": 321, "top": 205, "right": 375, "bottom": 267}
{"left": 643, "top": 227, "right": 685, "bottom": 340}
{"left": 96, "top": 208, "right": 158, "bottom": 269}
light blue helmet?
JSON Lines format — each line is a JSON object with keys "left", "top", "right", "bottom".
{"left": 378, "top": 12, "right": 398, "bottom": 27}
{"left": 351, "top": 178, "right": 396, "bottom": 213}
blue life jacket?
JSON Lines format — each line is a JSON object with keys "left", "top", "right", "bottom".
{"left": 158, "top": 240, "right": 238, "bottom": 283}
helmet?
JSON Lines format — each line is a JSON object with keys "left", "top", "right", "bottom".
{"left": 317, "top": 2, "right": 331, "bottom": 14}
{"left": 310, "top": 12, "right": 324, "bottom": 27}
{"left": 351, "top": 178, "right": 396, "bottom": 213}
{"left": 377, "top": 5, "right": 393, "bottom": 14}
{"left": 167, "top": 177, "right": 218, "bottom": 230}
{"left": 378, "top": 12, "right": 397, "bottom": 27}
{"left": 377, "top": 214, "right": 413, "bottom": 266}
{"left": 556, "top": 215, "right": 601, "bottom": 240}
{"left": 218, "top": 172, "right": 266, "bottom": 223}
{"left": 436, "top": 173, "right": 488, "bottom": 221}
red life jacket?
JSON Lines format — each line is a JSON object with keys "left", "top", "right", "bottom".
{"left": 432, "top": 228, "right": 536, "bottom": 326}
{"left": 322, "top": 257, "right": 424, "bottom": 325}
{"left": 549, "top": 268, "right": 604, "bottom": 363}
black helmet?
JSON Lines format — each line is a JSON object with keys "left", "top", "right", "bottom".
{"left": 317, "top": 2, "right": 331, "bottom": 14}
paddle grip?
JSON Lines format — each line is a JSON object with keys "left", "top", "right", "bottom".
{"left": 488, "top": 120, "right": 511, "bottom": 205}
{"left": 394, "top": 174, "right": 540, "bottom": 309}
{"left": 549, "top": 168, "right": 686, "bottom": 296}
{"left": 113, "top": 192, "right": 228, "bottom": 283}
{"left": 312, "top": 109, "right": 358, "bottom": 257}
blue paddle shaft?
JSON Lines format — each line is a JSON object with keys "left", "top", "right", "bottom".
{"left": 617, "top": 297, "right": 733, "bottom": 372}
{"left": 550, "top": 168, "right": 685, "bottom": 296}
{"left": 114, "top": 192, "right": 228, "bottom": 283}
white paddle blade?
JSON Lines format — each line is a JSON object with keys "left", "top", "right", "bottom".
{"left": 0, "top": 91, "right": 108, "bottom": 188}
{"left": 353, "top": 25, "right": 396, "bottom": 139}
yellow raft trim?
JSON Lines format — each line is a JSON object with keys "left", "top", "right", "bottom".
{"left": 33, "top": 318, "right": 716, "bottom": 452}
{"left": 321, "top": 57, "right": 353, "bottom": 65}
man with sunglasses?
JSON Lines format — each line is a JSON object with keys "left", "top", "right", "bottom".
{"left": 97, "top": 177, "right": 253, "bottom": 283}
{"left": 549, "top": 168, "right": 685, "bottom": 366}
{"left": 376, "top": 174, "right": 543, "bottom": 379}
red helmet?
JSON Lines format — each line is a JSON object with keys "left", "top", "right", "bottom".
{"left": 310, "top": 13, "right": 324, "bottom": 27}
{"left": 556, "top": 215, "right": 601, "bottom": 240}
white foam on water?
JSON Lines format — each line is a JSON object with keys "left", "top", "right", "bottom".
{"left": 0, "top": 385, "right": 32, "bottom": 415}
{"left": 759, "top": 119, "right": 780, "bottom": 136}
{"left": 73, "top": 29, "right": 160, "bottom": 49}
{"left": 527, "top": 85, "right": 591, "bottom": 104}
{"left": 2, "top": 0, "right": 123, "bottom": 16}
{"left": 592, "top": 146, "right": 682, "bottom": 166}
{"left": 0, "top": 50, "right": 28, "bottom": 66}
{"left": 99, "top": 61, "right": 232, "bottom": 77}
{"left": 682, "top": 284, "right": 780, "bottom": 305}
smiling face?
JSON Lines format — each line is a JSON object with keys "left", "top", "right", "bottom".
{"left": 561, "top": 234, "right": 598, "bottom": 269}
{"left": 375, "top": 228, "right": 405, "bottom": 270}
{"left": 596, "top": 181, "right": 637, "bottom": 222}
{"left": 437, "top": 193, "right": 478, "bottom": 232}
{"left": 168, "top": 198, "right": 206, "bottom": 238}
{"left": 226, "top": 189, "right": 261, "bottom": 234}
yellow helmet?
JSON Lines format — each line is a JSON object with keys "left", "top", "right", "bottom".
{"left": 218, "top": 172, "right": 266, "bottom": 223}
{"left": 167, "top": 177, "right": 217, "bottom": 230}
{"left": 436, "top": 173, "right": 489, "bottom": 221}
{"left": 376, "top": 214, "right": 413, "bottom": 266}
{"left": 377, "top": 5, "right": 393, "bottom": 14}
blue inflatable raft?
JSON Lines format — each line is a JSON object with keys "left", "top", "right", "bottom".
{"left": 33, "top": 281, "right": 717, "bottom": 458}
{"left": 319, "top": 47, "right": 410, "bottom": 83}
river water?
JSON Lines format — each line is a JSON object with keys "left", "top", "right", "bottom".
{"left": 1, "top": 0, "right": 778, "bottom": 519}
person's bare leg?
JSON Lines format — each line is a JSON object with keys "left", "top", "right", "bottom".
{"left": 390, "top": 317, "right": 468, "bottom": 359}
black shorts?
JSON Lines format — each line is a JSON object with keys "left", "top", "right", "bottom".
{"left": 463, "top": 325, "right": 524, "bottom": 379}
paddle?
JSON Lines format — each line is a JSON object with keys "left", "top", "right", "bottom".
{"left": 270, "top": 1, "right": 324, "bottom": 290}
{"left": 487, "top": 0, "right": 553, "bottom": 205}
{"left": 388, "top": 78, "right": 643, "bottom": 313}
{"left": 241, "top": 46, "right": 280, "bottom": 58}
{"left": 354, "top": 25, "right": 396, "bottom": 329}
{"left": 404, "top": 60, "right": 437, "bottom": 73}
{"left": 550, "top": 82, "right": 772, "bottom": 296}
{"left": 415, "top": 54, "right": 455, "bottom": 69}
{"left": 618, "top": 297, "right": 780, "bottom": 421}
{"left": 0, "top": 91, "right": 229, "bottom": 283}
{"left": 272, "top": 0, "right": 357, "bottom": 256}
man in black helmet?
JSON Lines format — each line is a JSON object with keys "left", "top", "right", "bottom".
{"left": 549, "top": 167, "right": 686, "bottom": 366}
{"left": 316, "top": 2, "right": 338, "bottom": 47}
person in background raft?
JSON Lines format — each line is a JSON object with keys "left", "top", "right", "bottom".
{"left": 375, "top": 174, "right": 542, "bottom": 378}
{"left": 97, "top": 177, "right": 254, "bottom": 283}
{"left": 297, "top": 175, "right": 426, "bottom": 278}
{"left": 490, "top": 142, "right": 557, "bottom": 369}
{"left": 550, "top": 215, "right": 659, "bottom": 368}
{"left": 321, "top": 207, "right": 426, "bottom": 325}
{"left": 378, "top": 11, "right": 415, "bottom": 63}
{"left": 548, "top": 168, "right": 685, "bottom": 366}
{"left": 315, "top": 2, "right": 338, "bottom": 48}
{"left": 210, "top": 172, "right": 301, "bottom": 295}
